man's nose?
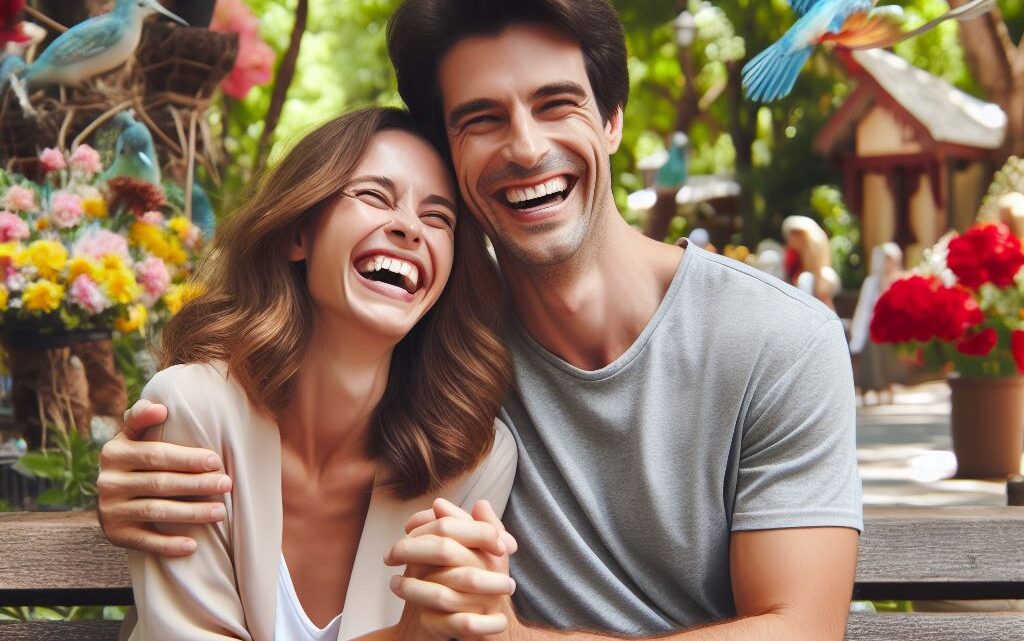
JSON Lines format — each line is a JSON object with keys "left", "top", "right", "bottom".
{"left": 502, "top": 106, "right": 548, "bottom": 168}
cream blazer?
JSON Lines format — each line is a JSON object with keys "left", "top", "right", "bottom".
{"left": 122, "top": 362, "right": 518, "bottom": 641}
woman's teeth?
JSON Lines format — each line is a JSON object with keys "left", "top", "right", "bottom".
{"left": 357, "top": 255, "right": 420, "bottom": 294}
{"left": 505, "top": 176, "right": 570, "bottom": 206}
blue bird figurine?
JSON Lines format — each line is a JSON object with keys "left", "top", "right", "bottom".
{"left": 743, "top": 0, "right": 996, "bottom": 103}
{"left": 20, "top": 0, "right": 186, "bottom": 88}
{"left": 103, "top": 112, "right": 161, "bottom": 184}
{"left": 0, "top": 51, "right": 24, "bottom": 94}
{"left": 190, "top": 176, "right": 216, "bottom": 241}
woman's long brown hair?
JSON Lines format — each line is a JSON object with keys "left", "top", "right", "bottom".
{"left": 160, "top": 107, "right": 511, "bottom": 498}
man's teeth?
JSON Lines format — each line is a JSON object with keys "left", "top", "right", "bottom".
{"left": 357, "top": 255, "right": 419, "bottom": 290}
{"left": 505, "top": 176, "right": 569, "bottom": 204}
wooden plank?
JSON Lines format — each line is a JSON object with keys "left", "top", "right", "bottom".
{"left": 0, "top": 512, "right": 129, "bottom": 590}
{"left": 0, "top": 620, "right": 122, "bottom": 641}
{"left": 857, "top": 507, "right": 1024, "bottom": 584}
{"left": 845, "top": 612, "right": 1024, "bottom": 641}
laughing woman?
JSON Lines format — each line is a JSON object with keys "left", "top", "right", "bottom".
{"left": 123, "top": 108, "right": 516, "bottom": 641}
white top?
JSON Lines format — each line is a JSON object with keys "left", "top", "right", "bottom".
{"left": 276, "top": 555, "right": 343, "bottom": 641}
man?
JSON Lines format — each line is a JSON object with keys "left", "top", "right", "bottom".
{"left": 98, "top": 1, "right": 862, "bottom": 638}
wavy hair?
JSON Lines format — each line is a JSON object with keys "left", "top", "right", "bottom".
{"left": 160, "top": 107, "right": 511, "bottom": 498}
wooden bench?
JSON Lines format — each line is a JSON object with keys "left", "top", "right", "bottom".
{"left": 1, "top": 507, "right": 1023, "bottom": 640}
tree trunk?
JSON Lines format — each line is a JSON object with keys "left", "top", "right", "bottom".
{"left": 253, "top": 0, "right": 309, "bottom": 177}
{"left": 727, "top": 60, "right": 758, "bottom": 245}
{"left": 948, "top": 0, "right": 1024, "bottom": 159}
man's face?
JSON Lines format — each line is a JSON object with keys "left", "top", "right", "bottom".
{"left": 438, "top": 24, "right": 623, "bottom": 268}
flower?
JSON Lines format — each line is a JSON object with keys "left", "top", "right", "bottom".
{"left": 4, "top": 185, "right": 35, "bottom": 212}
{"left": 0, "top": 285, "right": 7, "bottom": 311}
{"left": 106, "top": 177, "right": 167, "bottom": 215}
{"left": 870, "top": 276, "right": 982, "bottom": 344}
{"left": 136, "top": 256, "right": 170, "bottom": 301}
{"left": 115, "top": 303, "right": 147, "bottom": 334}
{"left": 956, "top": 328, "right": 997, "bottom": 357}
{"left": 947, "top": 223, "right": 1024, "bottom": 289}
{"left": 39, "top": 147, "right": 66, "bottom": 173}
{"left": 1013, "top": 331, "right": 1024, "bottom": 375}
{"left": 211, "top": 0, "right": 275, "bottom": 99}
{"left": 1, "top": 0, "right": 32, "bottom": 46}
{"left": 141, "top": 210, "right": 165, "bottom": 226}
{"left": 163, "top": 281, "right": 203, "bottom": 315}
{"left": 69, "top": 274, "right": 111, "bottom": 314}
{"left": 68, "top": 256, "right": 102, "bottom": 281}
{"left": 23, "top": 239, "right": 67, "bottom": 279}
{"left": 0, "top": 211, "right": 29, "bottom": 242}
{"left": 83, "top": 197, "right": 108, "bottom": 218}
{"left": 69, "top": 144, "right": 103, "bottom": 176}
{"left": 72, "top": 229, "right": 130, "bottom": 261}
{"left": 101, "top": 265, "right": 140, "bottom": 305}
{"left": 22, "top": 279, "right": 64, "bottom": 313}
{"left": 50, "top": 192, "right": 84, "bottom": 229}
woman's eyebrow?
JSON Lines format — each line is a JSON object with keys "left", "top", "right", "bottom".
{"left": 422, "top": 194, "right": 457, "bottom": 213}
{"left": 348, "top": 175, "right": 397, "bottom": 194}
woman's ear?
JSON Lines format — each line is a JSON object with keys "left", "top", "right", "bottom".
{"left": 288, "top": 229, "right": 308, "bottom": 262}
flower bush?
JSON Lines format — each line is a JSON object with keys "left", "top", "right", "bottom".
{"left": 0, "top": 147, "right": 204, "bottom": 337}
{"left": 870, "top": 222, "right": 1024, "bottom": 377}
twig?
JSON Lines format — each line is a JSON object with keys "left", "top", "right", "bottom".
{"left": 70, "top": 100, "right": 133, "bottom": 149}
{"left": 185, "top": 111, "right": 198, "bottom": 221}
{"left": 23, "top": 6, "right": 68, "bottom": 34}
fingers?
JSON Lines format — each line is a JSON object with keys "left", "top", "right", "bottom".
{"left": 423, "top": 566, "right": 516, "bottom": 596}
{"left": 391, "top": 575, "right": 496, "bottom": 614}
{"left": 385, "top": 534, "right": 487, "bottom": 569}
{"left": 405, "top": 508, "right": 437, "bottom": 534}
{"left": 98, "top": 469, "right": 231, "bottom": 499}
{"left": 408, "top": 516, "right": 506, "bottom": 557}
{"left": 100, "top": 437, "right": 224, "bottom": 474}
{"left": 472, "top": 500, "right": 518, "bottom": 555}
{"left": 424, "top": 611, "right": 508, "bottom": 638}
{"left": 122, "top": 399, "right": 168, "bottom": 439}
{"left": 101, "top": 524, "right": 199, "bottom": 557}
{"left": 101, "top": 497, "right": 226, "bottom": 525}
{"left": 431, "top": 497, "right": 473, "bottom": 520}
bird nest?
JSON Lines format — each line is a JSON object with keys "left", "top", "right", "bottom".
{"left": 0, "top": 22, "right": 238, "bottom": 182}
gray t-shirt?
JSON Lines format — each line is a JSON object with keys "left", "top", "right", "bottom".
{"left": 500, "top": 245, "right": 863, "bottom": 635}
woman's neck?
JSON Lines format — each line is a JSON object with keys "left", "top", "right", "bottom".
{"left": 278, "top": 319, "right": 393, "bottom": 474}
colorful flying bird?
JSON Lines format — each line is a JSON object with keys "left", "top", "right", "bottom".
{"left": 742, "top": 0, "right": 996, "bottom": 103}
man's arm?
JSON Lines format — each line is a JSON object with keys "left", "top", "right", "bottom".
{"left": 98, "top": 399, "right": 232, "bottom": 556}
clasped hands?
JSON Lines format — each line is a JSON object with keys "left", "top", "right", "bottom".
{"left": 388, "top": 497, "right": 519, "bottom": 641}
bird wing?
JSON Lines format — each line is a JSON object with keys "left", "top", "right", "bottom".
{"left": 742, "top": 39, "right": 814, "bottom": 102}
{"left": 787, "top": 0, "right": 829, "bottom": 17}
{"left": 33, "top": 17, "right": 124, "bottom": 67}
{"left": 819, "top": 6, "right": 905, "bottom": 49}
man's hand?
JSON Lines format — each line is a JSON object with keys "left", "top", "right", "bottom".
{"left": 97, "top": 399, "right": 232, "bottom": 557}
{"left": 387, "top": 499, "right": 517, "bottom": 641}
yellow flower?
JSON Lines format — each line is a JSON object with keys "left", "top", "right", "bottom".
{"left": 82, "top": 198, "right": 108, "bottom": 219}
{"left": 0, "top": 242, "right": 19, "bottom": 267}
{"left": 68, "top": 256, "right": 102, "bottom": 281}
{"left": 100, "top": 254, "right": 126, "bottom": 273}
{"left": 116, "top": 303, "right": 148, "bottom": 334}
{"left": 22, "top": 279, "right": 64, "bottom": 313}
{"left": 0, "top": 286, "right": 8, "bottom": 312}
{"left": 167, "top": 216, "right": 192, "bottom": 239}
{"left": 163, "top": 281, "right": 203, "bottom": 315}
{"left": 24, "top": 240, "right": 68, "bottom": 279}
{"left": 102, "top": 267, "right": 140, "bottom": 305}
{"left": 36, "top": 217, "right": 50, "bottom": 231}
{"left": 130, "top": 222, "right": 162, "bottom": 250}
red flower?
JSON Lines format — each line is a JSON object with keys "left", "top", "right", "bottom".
{"left": 956, "top": 328, "right": 997, "bottom": 356}
{"left": 947, "top": 222, "right": 1024, "bottom": 289}
{"left": 870, "top": 276, "right": 982, "bottom": 345}
{"left": 0, "top": 0, "right": 31, "bottom": 46}
{"left": 1013, "top": 331, "right": 1024, "bottom": 375}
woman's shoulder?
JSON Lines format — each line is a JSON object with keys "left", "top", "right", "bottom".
{"left": 141, "top": 361, "right": 259, "bottom": 450}
{"left": 443, "top": 418, "right": 518, "bottom": 516}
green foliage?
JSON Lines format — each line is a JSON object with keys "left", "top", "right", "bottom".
{"left": 811, "top": 185, "right": 865, "bottom": 289}
{"left": 14, "top": 428, "right": 100, "bottom": 509}
{"left": 0, "top": 606, "right": 126, "bottom": 622}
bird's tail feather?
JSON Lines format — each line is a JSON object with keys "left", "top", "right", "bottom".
{"left": 742, "top": 42, "right": 813, "bottom": 103}
{"left": 851, "top": 0, "right": 996, "bottom": 49}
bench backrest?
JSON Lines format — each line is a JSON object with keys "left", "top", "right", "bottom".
{"left": 2, "top": 507, "right": 1023, "bottom": 640}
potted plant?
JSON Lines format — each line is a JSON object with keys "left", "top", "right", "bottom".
{"left": 870, "top": 222, "right": 1024, "bottom": 478}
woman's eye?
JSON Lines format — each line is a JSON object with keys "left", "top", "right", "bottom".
{"left": 356, "top": 190, "right": 390, "bottom": 207}
{"left": 423, "top": 212, "right": 455, "bottom": 229}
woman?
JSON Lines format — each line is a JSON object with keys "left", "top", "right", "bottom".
{"left": 848, "top": 242, "right": 902, "bottom": 404}
{"left": 782, "top": 215, "right": 841, "bottom": 310}
{"left": 125, "top": 108, "right": 517, "bottom": 641}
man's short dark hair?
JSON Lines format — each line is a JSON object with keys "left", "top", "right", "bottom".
{"left": 387, "top": 0, "right": 629, "bottom": 145}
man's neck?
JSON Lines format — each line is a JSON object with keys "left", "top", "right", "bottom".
{"left": 500, "top": 215, "right": 685, "bottom": 371}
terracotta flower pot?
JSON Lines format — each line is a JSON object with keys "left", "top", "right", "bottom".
{"left": 949, "top": 376, "right": 1024, "bottom": 479}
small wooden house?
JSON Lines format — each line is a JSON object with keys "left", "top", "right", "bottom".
{"left": 815, "top": 49, "right": 1007, "bottom": 266}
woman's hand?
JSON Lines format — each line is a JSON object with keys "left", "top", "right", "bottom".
{"left": 387, "top": 499, "right": 518, "bottom": 641}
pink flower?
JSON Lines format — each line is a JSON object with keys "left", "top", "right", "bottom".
{"left": 50, "top": 192, "right": 84, "bottom": 228}
{"left": 72, "top": 229, "right": 130, "bottom": 260}
{"left": 69, "top": 144, "right": 103, "bottom": 175}
{"left": 39, "top": 147, "right": 66, "bottom": 173}
{"left": 0, "top": 211, "right": 29, "bottom": 242}
{"left": 135, "top": 256, "right": 171, "bottom": 301}
{"left": 69, "top": 274, "right": 111, "bottom": 314}
{"left": 4, "top": 185, "right": 35, "bottom": 212}
{"left": 212, "top": 0, "right": 274, "bottom": 99}
{"left": 141, "top": 210, "right": 165, "bottom": 226}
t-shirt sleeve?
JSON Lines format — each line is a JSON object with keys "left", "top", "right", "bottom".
{"left": 126, "top": 368, "right": 252, "bottom": 641}
{"left": 450, "top": 418, "right": 518, "bottom": 518}
{"left": 732, "top": 318, "right": 863, "bottom": 533}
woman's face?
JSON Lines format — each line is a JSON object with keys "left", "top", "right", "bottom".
{"left": 295, "top": 130, "right": 458, "bottom": 342}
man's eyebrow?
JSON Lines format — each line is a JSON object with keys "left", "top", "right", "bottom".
{"left": 347, "top": 175, "right": 397, "bottom": 193}
{"left": 448, "top": 99, "right": 499, "bottom": 129}
{"left": 423, "top": 194, "right": 458, "bottom": 213}
{"left": 531, "top": 82, "right": 588, "bottom": 101}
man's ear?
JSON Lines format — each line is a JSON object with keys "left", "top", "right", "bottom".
{"left": 288, "top": 229, "right": 308, "bottom": 262}
{"left": 605, "top": 107, "right": 624, "bottom": 154}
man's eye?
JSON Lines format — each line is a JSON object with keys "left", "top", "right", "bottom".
{"left": 542, "top": 99, "right": 576, "bottom": 111}
{"left": 464, "top": 114, "right": 501, "bottom": 130}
